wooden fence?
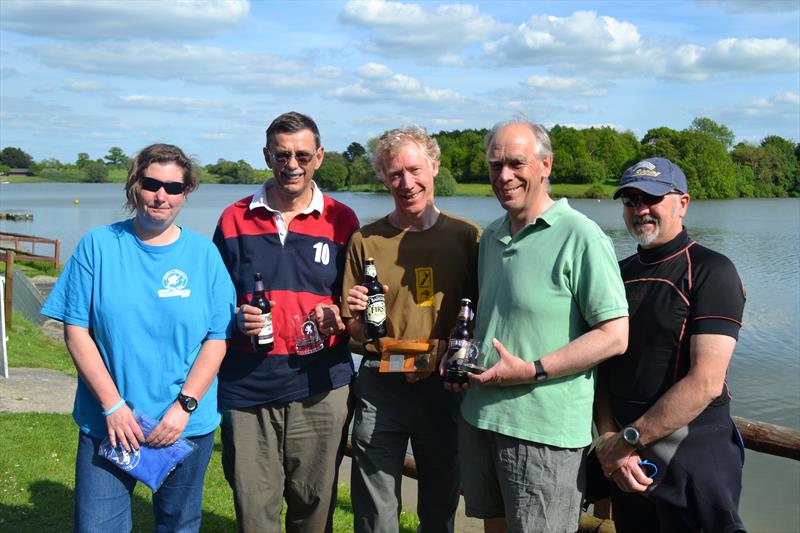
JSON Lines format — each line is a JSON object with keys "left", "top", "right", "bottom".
{"left": 0, "top": 231, "right": 60, "bottom": 269}
{"left": 342, "top": 416, "right": 800, "bottom": 532}
{"left": 0, "top": 232, "right": 60, "bottom": 329}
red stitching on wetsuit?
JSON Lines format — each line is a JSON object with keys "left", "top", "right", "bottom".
{"left": 624, "top": 277, "right": 691, "bottom": 307}
{"left": 673, "top": 317, "right": 687, "bottom": 383}
{"left": 693, "top": 315, "right": 743, "bottom": 326}
{"left": 637, "top": 241, "right": 697, "bottom": 266}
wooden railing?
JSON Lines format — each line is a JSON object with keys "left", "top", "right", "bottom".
{"left": 0, "top": 232, "right": 60, "bottom": 329}
{"left": 0, "top": 231, "right": 60, "bottom": 269}
{"left": 342, "top": 416, "right": 800, "bottom": 532}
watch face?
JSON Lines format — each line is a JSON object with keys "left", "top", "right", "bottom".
{"left": 623, "top": 426, "right": 640, "bottom": 446}
{"left": 181, "top": 395, "right": 198, "bottom": 412}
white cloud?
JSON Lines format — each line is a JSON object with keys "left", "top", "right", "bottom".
{"left": 485, "top": 10, "right": 799, "bottom": 82}
{"left": 26, "top": 41, "right": 339, "bottom": 93}
{"left": 340, "top": 0, "right": 505, "bottom": 64}
{"left": 111, "top": 95, "right": 236, "bottom": 114}
{"left": 314, "top": 66, "right": 344, "bottom": 79}
{"left": 568, "top": 104, "right": 590, "bottom": 113}
{"left": 658, "top": 38, "right": 800, "bottom": 81}
{"left": 697, "top": 0, "right": 800, "bottom": 13}
{"left": 357, "top": 63, "right": 393, "bottom": 80}
{"left": 714, "top": 91, "right": 800, "bottom": 135}
{"left": 63, "top": 79, "right": 112, "bottom": 92}
{"left": 485, "top": 11, "right": 642, "bottom": 66}
{"left": 0, "top": 0, "right": 249, "bottom": 40}
{"left": 522, "top": 75, "right": 607, "bottom": 97}
{"left": 431, "top": 118, "right": 465, "bottom": 126}
{"left": 333, "top": 63, "right": 466, "bottom": 104}
{"left": 0, "top": 95, "right": 125, "bottom": 135}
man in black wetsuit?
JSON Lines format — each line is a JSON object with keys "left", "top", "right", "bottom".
{"left": 595, "top": 157, "right": 747, "bottom": 533}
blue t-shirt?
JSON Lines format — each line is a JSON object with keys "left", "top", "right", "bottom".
{"left": 41, "top": 220, "right": 236, "bottom": 438}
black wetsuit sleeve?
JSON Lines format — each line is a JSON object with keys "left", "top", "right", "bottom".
{"left": 688, "top": 246, "right": 746, "bottom": 340}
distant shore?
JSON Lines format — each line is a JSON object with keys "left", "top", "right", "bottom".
{"left": 0, "top": 177, "right": 615, "bottom": 199}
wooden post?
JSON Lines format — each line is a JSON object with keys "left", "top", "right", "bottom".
{"left": 3, "top": 250, "right": 13, "bottom": 329}
{"left": 54, "top": 239, "right": 61, "bottom": 269}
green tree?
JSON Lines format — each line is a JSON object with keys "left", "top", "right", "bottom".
{"left": 343, "top": 142, "right": 366, "bottom": 162}
{"left": 572, "top": 158, "right": 607, "bottom": 184}
{"left": 435, "top": 166, "right": 457, "bottom": 196}
{"left": 583, "top": 127, "right": 640, "bottom": 179}
{"left": 348, "top": 156, "right": 377, "bottom": 186}
{"left": 688, "top": 118, "right": 735, "bottom": 150}
{"left": 0, "top": 146, "right": 33, "bottom": 168}
{"left": 550, "top": 125, "right": 586, "bottom": 183}
{"left": 761, "top": 135, "right": 800, "bottom": 194}
{"left": 206, "top": 159, "right": 255, "bottom": 184}
{"left": 76, "top": 152, "right": 91, "bottom": 169}
{"left": 315, "top": 151, "right": 348, "bottom": 190}
{"left": 39, "top": 158, "right": 64, "bottom": 169}
{"left": 679, "top": 131, "right": 737, "bottom": 199}
{"left": 105, "top": 146, "right": 129, "bottom": 167}
{"left": 83, "top": 160, "right": 109, "bottom": 183}
{"left": 640, "top": 127, "right": 682, "bottom": 162}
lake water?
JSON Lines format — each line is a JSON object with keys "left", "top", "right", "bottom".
{"left": 2, "top": 183, "right": 799, "bottom": 531}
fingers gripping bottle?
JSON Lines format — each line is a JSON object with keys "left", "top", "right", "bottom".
{"left": 250, "top": 272, "right": 274, "bottom": 353}
{"left": 363, "top": 258, "right": 387, "bottom": 340}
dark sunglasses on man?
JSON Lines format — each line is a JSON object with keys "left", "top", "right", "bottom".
{"left": 141, "top": 177, "right": 187, "bottom": 195}
{"left": 619, "top": 191, "right": 681, "bottom": 208}
{"left": 270, "top": 151, "right": 315, "bottom": 165}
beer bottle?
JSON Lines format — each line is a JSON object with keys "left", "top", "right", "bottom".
{"left": 250, "top": 272, "right": 274, "bottom": 353}
{"left": 363, "top": 258, "right": 387, "bottom": 340}
{"left": 445, "top": 298, "right": 474, "bottom": 384}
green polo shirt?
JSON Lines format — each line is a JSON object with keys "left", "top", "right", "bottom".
{"left": 461, "top": 198, "right": 628, "bottom": 448}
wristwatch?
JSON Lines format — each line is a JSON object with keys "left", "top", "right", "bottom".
{"left": 533, "top": 359, "right": 548, "bottom": 382}
{"left": 178, "top": 393, "right": 198, "bottom": 414}
{"left": 622, "top": 425, "right": 645, "bottom": 450}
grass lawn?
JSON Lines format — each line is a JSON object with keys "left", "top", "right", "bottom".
{"left": 0, "top": 312, "right": 420, "bottom": 532}
{"left": 0, "top": 259, "right": 62, "bottom": 278}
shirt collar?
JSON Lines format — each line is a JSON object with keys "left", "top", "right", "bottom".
{"left": 493, "top": 198, "right": 569, "bottom": 243}
{"left": 248, "top": 178, "right": 324, "bottom": 215}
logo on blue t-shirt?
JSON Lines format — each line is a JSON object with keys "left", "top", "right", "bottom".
{"left": 158, "top": 269, "right": 191, "bottom": 298}
{"left": 101, "top": 445, "right": 141, "bottom": 471}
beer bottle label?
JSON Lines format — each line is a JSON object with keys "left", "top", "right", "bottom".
{"left": 365, "top": 263, "right": 377, "bottom": 278}
{"left": 257, "top": 313, "right": 274, "bottom": 345}
{"left": 448, "top": 338, "right": 469, "bottom": 360}
{"left": 366, "top": 294, "right": 386, "bottom": 326}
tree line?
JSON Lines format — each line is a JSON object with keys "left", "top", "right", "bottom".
{"left": 2, "top": 118, "right": 798, "bottom": 198}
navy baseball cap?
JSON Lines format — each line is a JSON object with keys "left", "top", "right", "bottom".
{"left": 613, "top": 157, "right": 688, "bottom": 199}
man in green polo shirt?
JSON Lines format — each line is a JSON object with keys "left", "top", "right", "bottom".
{"left": 455, "top": 120, "right": 629, "bottom": 533}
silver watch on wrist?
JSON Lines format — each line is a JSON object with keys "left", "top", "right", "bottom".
{"left": 622, "top": 425, "right": 645, "bottom": 450}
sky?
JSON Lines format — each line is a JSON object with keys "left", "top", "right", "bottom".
{"left": 1, "top": 0, "right": 798, "bottom": 168}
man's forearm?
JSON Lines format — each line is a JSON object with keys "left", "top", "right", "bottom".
{"left": 540, "top": 316, "right": 628, "bottom": 380}
{"left": 631, "top": 333, "right": 735, "bottom": 446}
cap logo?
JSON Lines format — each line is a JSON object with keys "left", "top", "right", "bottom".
{"left": 630, "top": 161, "right": 660, "bottom": 177}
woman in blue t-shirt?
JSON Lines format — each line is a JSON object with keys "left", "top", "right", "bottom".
{"left": 41, "top": 143, "right": 235, "bottom": 532}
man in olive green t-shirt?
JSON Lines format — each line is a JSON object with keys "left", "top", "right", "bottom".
{"left": 342, "top": 126, "right": 481, "bottom": 533}
{"left": 453, "top": 120, "right": 629, "bottom": 533}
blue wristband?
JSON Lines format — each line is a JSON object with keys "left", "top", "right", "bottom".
{"left": 102, "top": 399, "right": 126, "bottom": 417}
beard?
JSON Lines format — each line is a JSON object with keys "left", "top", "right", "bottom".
{"left": 628, "top": 214, "right": 660, "bottom": 247}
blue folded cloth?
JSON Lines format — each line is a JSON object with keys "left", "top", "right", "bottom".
{"left": 98, "top": 412, "right": 197, "bottom": 492}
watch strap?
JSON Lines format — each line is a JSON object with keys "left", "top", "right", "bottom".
{"left": 533, "top": 359, "right": 548, "bottom": 382}
{"left": 178, "top": 393, "right": 198, "bottom": 413}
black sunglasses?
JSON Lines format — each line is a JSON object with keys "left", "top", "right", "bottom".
{"left": 270, "top": 151, "right": 315, "bottom": 165}
{"left": 619, "top": 191, "right": 679, "bottom": 208}
{"left": 141, "top": 176, "right": 186, "bottom": 195}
